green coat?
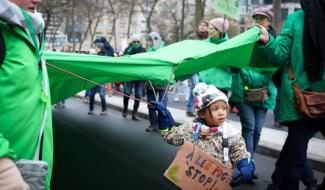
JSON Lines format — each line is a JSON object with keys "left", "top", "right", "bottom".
{"left": 259, "top": 10, "right": 325, "bottom": 122}
{"left": 0, "top": 21, "right": 53, "bottom": 189}
{"left": 230, "top": 69, "right": 277, "bottom": 110}
{"left": 145, "top": 42, "right": 167, "bottom": 90}
{"left": 199, "top": 37, "right": 233, "bottom": 91}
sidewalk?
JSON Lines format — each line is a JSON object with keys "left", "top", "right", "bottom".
{"left": 76, "top": 91, "right": 325, "bottom": 172}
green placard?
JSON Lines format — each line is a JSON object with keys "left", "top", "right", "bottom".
{"left": 213, "top": 0, "right": 242, "bottom": 20}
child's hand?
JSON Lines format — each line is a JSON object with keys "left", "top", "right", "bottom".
{"left": 149, "top": 101, "right": 176, "bottom": 130}
{"left": 230, "top": 158, "right": 255, "bottom": 187}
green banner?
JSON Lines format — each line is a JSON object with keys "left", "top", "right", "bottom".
{"left": 45, "top": 27, "right": 276, "bottom": 104}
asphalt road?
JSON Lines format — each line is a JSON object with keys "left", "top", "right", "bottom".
{"left": 50, "top": 98, "right": 324, "bottom": 190}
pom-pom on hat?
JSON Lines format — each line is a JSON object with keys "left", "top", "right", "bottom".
{"left": 193, "top": 83, "right": 228, "bottom": 114}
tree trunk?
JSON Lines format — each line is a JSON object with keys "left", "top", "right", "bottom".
{"left": 71, "top": 0, "right": 77, "bottom": 52}
{"left": 272, "top": 0, "right": 282, "bottom": 34}
{"left": 113, "top": 17, "right": 118, "bottom": 49}
{"left": 44, "top": 9, "right": 51, "bottom": 38}
{"left": 180, "top": 0, "right": 186, "bottom": 40}
{"left": 194, "top": 0, "right": 206, "bottom": 28}
{"left": 127, "top": 0, "right": 136, "bottom": 39}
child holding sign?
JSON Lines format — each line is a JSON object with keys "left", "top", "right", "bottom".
{"left": 150, "top": 83, "right": 255, "bottom": 187}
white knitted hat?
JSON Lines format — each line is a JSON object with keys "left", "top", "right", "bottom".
{"left": 130, "top": 34, "right": 141, "bottom": 42}
{"left": 193, "top": 83, "right": 228, "bottom": 113}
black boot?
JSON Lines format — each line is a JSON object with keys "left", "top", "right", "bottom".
{"left": 122, "top": 108, "right": 127, "bottom": 118}
{"left": 122, "top": 97, "right": 128, "bottom": 118}
{"left": 132, "top": 111, "right": 139, "bottom": 121}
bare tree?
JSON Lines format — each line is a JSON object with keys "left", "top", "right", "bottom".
{"left": 126, "top": 0, "right": 138, "bottom": 38}
{"left": 272, "top": 0, "right": 282, "bottom": 34}
{"left": 107, "top": 0, "right": 128, "bottom": 48}
{"left": 194, "top": 0, "right": 207, "bottom": 28}
{"left": 77, "top": 0, "right": 106, "bottom": 50}
{"left": 139, "top": 0, "right": 160, "bottom": 34}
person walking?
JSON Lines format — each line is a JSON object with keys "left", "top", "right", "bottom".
{"left": 122, "top": 34, "right": 146, "bottom": 120}
{"left": 88, "top": 42, "right": 112, "bottom": 116}
{"left": 199, "top": 18, "right": 233, "bottom": 95}
{"left": 227, "top": 7, "right": 277, "bottom": 183}
{"left": 186, "top": 21, "right": 209, "bottom": 117}
{"left": 150, "top": 83, "right": 255, "bottom": 187}
{"left": 258, "top": 1, "right": 325, "bottom": 189}
{"left": 145, "top": 32, "right": 168, "bottom": 132}
{"left": 0, "top": 0, "right": 54, "bottom": 189}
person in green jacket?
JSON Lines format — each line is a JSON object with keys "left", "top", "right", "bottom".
{"left": 230, "top": 69, "right": 277, "bottom": 155}
{"left": 145, "top": 32, "right": 168, "bottom": 132}
{"left": 258, "top": 0, "right": 325, "bottom": 189}
{"left": 199, "top": 18, "right": 240, "bottom": 114}
{"left": 199, "top": 17, "right": 233, "bottom": 94}
{"left": 0, "top": 0, "right": 53, "bottom": 189}
{"left": 229, "top": 8, "right": 277, "bottom": 183}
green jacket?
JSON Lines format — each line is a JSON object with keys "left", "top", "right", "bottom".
{"left": 145, "top": 42, "right": 167, "bottom": 91}
{"left": 199, "top": 37, "right": 233, "bottom": 90}
{"left": 230, "top": 69, "right": 277, "bottom": 110}
{"left": 260, "top": 10, "right": 325, "bottom": 122}
{"left": 0, "top": 21, "right": 53, "bottom": 189}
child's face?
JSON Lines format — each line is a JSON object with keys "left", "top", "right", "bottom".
{"left": 199, "top": 101, "right": 227, "bottom": 127}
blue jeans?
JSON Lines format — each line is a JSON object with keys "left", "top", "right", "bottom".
{"left": 147, "top": 90, "right": 168, "bottom": 127}
{"left": 85, "top": 90, "right": 91, "bottom": 98}
{"left": 237, "top": 102, "right": 267, "bottom": 156}
{"left": 89, "top": 85, "right": 106, "bottom": 111}
{"left": 186, "top": 73, "right": 199, "bottom": 112}
{"left": 271, "top": 118, "right": 325, "bottom": 189}
{"left": 123, "top": 80, "right": 144, "bottom": 112}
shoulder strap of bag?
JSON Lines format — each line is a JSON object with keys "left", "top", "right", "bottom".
{"left": 287, "top": 64, "right": 295, "bottom": 81}
{"left": 0, "top": 30, "right": 5, "bottom": 66}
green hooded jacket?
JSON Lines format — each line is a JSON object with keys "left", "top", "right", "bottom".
{"left": 0, "top": 20, "right": 53, "bottom": 189}
{"left": 199, "top": 37, "right": 233, "bottom": 91}
{"left": 259, "top": 10, "right": 325, "bottom": 123}
{"left": 145, "top": 40, "right": 167, "bottom": 90}
{"left": 229, "top": 69, "right": 277, "bottom": 110}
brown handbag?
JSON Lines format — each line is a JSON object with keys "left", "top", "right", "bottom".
{"left": 288, "top": 64, "right": 325, "bottom": 118}
{"left": 245, "top": 86, "right": 269, "bottom": 102}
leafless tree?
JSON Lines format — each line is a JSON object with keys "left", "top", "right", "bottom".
{"left": 194, "top": 0, "right": 207, "bottom": 28}
{"left": 126, "top": 0, "right": 138, "bottom": 38}
{"left": 139, "top": 0, "right": 160, "bottom": 34}
{"left": 107, "top": 0, "right": 129, "bottom": 48}
{"left": 272, "top": 0, "right": 282, "bottom": 34}
{"left": 77, "top": 0, "right": 107, "bottom": 50}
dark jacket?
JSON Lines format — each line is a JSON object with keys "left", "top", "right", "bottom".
{"left": 123, "top": 44, "right": 145, "bottom": 55}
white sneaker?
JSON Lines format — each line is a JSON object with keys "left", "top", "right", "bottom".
{"left": 174, "top": 97, "right": 179, "bottom": 102}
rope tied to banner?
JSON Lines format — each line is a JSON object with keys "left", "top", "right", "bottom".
{"left": 46, "top": 62, "right": 177, "bottom": 105}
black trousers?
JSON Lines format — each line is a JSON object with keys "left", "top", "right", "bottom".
{"left": 271, "top": 118, "right": 325, "bottom": 189}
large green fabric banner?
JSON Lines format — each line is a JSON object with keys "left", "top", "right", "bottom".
{"left": 45, "top": 27, "right": 277, "bottom": 104}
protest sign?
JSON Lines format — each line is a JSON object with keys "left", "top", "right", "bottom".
{"left": 213, "top": 0, "right": 242, "bottom": 20}
{"left": 164, "top": 141, "right": 232, "bottom": 190}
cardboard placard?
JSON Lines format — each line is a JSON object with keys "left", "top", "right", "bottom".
{"left": 213, "top": 0, "right": 242, "bottom": 20}
{"left": 164, "top": 141, "right": 233, "bottom": 190}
